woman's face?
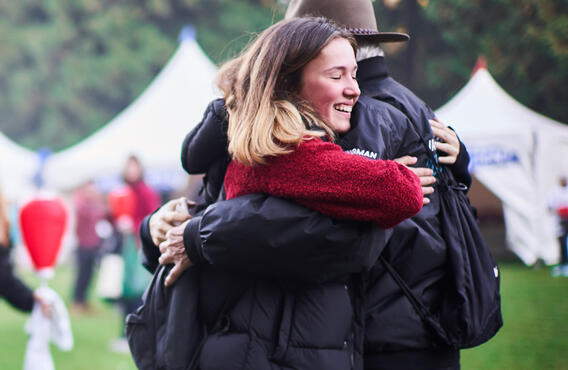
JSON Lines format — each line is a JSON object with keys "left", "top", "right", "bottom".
{"left": 299, "top": 37, "right": 360, "bottom": 134}
{"left": 124, "top": 158, "right": 142, "bottom": 184}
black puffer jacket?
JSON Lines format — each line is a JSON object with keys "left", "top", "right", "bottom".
{"left": 139, "top": 196, "right": 389, "bottom": 369}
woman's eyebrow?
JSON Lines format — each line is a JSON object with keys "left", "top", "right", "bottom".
{"left": 324, "top": 65, "right": 358, "bottom": 73}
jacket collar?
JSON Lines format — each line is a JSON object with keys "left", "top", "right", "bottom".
{"left": 357, "top": 56, "right": 390, "bottom": 83}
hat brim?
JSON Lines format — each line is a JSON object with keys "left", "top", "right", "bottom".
{"left": 354, "top": 32, "right": 410, "bottom": 44}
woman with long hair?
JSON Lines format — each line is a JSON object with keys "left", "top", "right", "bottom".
{"left": 219, "top": 17, "right": 422, "bottom": 226}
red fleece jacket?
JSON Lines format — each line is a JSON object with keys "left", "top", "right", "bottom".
{"left": 224, "top": 138, "right": 423, "bottom": 228}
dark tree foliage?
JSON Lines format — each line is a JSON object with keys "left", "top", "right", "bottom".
{"left": 425, "top": 0, "right": 568, "bottom": 124}
{"left": 373, "top": 0, "right": 568, "bottom": 125}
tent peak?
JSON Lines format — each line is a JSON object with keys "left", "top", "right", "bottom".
{"left": 178, "top": 25, "right": 196, "bottom": 43}
{"left": 471, "top": 55, "right": 488, "bottom": 78}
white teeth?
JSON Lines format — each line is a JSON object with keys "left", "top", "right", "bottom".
{"left": 334, "top": 104, "right": 352, "bottom": 113}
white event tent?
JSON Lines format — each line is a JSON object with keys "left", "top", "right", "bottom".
{"left": 43, "top": 28, "right": 219, "bottom": 192}
{"left": 0, "top": 131, "right": 39, "bottom": 201}
{"left": 435, "top": 67, "right": 568, "bottom": 265}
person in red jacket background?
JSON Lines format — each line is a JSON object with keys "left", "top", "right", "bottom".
{"left": 122, "top": 155, "right": 161, "bottom": 239}
{"left": 110, "top": 155, "right": 160, "bottom": 353}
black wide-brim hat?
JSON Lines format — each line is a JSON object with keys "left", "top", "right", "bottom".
{"left": 285, "top": 0, "right": 410, "bottom": 43}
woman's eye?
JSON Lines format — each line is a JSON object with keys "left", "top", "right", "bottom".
{"left": 331, "top": 75, "right": 341, "bottom": 80}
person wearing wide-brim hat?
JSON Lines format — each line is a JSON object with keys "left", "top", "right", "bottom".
{"left": 286, "top": 0, "right": 410, "bottom": 44}
{"left": 287, "top": 1, "right": 472, "bottom": 370}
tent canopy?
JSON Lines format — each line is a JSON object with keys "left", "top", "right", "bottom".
{"left": 0, "top": 131, "right": 39, "bottom": 201}
{"left": 436, "top": 67, "right": 568, "bottom": 265}
{"left": 43, "top": 31, "right": 219, "bottom": 192}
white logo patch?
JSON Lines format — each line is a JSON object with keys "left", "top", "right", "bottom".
{"left": 345, "top": 148, "right": 378, "bottom": 159}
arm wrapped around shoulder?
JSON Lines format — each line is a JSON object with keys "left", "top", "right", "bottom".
{"left": 224, "top": 138, "right": 422, "bottom": 228}
{"left": 181, "top": 98, "right": 229, "bottom": 174}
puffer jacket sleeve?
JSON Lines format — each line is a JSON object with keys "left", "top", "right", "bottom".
{"left": 139, "top": 214, "right": 161, "bottom": 273}
{"left": 183, "top": 194, "right": 391, "bottom": 284}
{"left": 181, "top": 98, "right": 229, "bottom": 174}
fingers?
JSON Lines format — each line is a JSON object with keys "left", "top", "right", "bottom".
{"left": 394, "top": 156, "right": 417, "bottom": 166}
{"left": 407, "top": 166, "right": 435, "bottom": 206}
{"left": 422, "top": 184, "right": 435, "bottom": 194}
{"left": 164, "top": 257, "right": 193, "bottom": 287}
{"left": 165, "top": 264, "right": 184, "bottom": 287}
{"left": 434, "top": 141, "right": 457, "bottom": 155}
{"left": 159, "top": 240, "right": 169, "bottom": 255}
{"left": 33, "top": 292, "right": 52, "bottom": 317}
{"left": 437, "top": 154, "right": 458, "bottom": 164}
{"left": 161, "top": 198, "right": 181, "bottom": 212}
{"left": 430, "top": 126, "right": 456, "bottom": 146}
{"left": 163, "top": 210, "right": 192, "bottom": 226}
{"left": 429, "top": 118, "right": 445, "bottom": 129}
{"left": 430, "top": 120, "right": 460, "bottom": 159}
{"left": 158, "top": 249, "right": 171, "bottom": 265}
{"left": 408, "top": 167, "right": 436, "bottom": 185}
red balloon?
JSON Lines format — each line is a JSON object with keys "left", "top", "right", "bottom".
{"left": 108, "top": 186, "right": 136, "bottom": 222}
{"left": 19, "top": 197, "right": 68, "bottom": 272}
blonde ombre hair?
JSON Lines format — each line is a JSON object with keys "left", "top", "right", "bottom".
{"left": 217, "top": 17, "right": 357, "bottom": 166}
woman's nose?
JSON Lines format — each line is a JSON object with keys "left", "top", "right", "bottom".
{"left": 344, "top": 78, "right": 360, "bottom": 99}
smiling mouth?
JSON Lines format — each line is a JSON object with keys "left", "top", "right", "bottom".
{"left": 334, "top": 104, "right": 352, "bottom": 113}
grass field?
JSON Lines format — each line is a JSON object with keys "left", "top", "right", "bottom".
{"left": 1, "top": 262, "right": 567, "bottom": 370}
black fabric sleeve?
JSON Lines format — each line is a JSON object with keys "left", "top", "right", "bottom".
{"left": 139, "top": 214, "right": 161, "bottom": 273}
{"left": 0, "top": 247, "right": 34, "bottom": 312}
{"left": 189, "top": 194, "right": 391, "bottom": 284}
{"left": 181, "top": 98, "right": 229, "bottom": 174}
{"left": 183, "top": 216, "right": 205, "bottom": 266}
{"left": 448, "top": 130, "right": 472, "bottom": 190}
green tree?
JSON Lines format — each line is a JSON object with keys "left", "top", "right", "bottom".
{"left": 425, "top": 0, "right": 568, "bottom": 123}
{"left": 0, "top": 0, "right": 283, "bottom": 151}
{"left": 373, "top": 0, "right": 568, "bottom": 124}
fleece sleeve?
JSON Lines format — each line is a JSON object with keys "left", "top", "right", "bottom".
{"left": 225, "top": 138, "right": 423, "bottom": 228}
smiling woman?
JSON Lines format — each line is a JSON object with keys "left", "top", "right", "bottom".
{"left": 298, "top": 37, "right": 360, "bottom": 134}
{"left": 218, "top": 17, "right": 423, "bottom": 226}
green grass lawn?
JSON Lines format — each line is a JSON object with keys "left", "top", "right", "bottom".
{"left": 0, "top": 264, "right": 136, "bottom": 370}
{"left": 1, "top": 262, "right": 567, "bottom": 369}
{"left": 461, "top": 263, "right": 568, "bottom": 370}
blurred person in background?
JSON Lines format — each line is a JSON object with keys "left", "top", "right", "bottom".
{"left": 111, "top": 155, "right": 160, "bottom": 353}
{"left": 71, "top": 180, "right": 106, "bottom": 314}
{"left": 122, "top": 155, "right": 161, "bottom": 237}
{"left": 0, "top": 183, "right": 50, "bottom": 316}
{"left": 549, "top": 176, "right": 568, "bottom": 276}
